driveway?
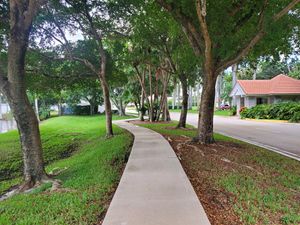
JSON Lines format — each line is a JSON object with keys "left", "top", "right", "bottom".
{"left": 170, "top": 112, "right": 300, "bottom": 161}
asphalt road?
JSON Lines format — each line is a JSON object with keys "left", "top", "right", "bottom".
{"left": 170, "top": 112, "right": 300, "bottom": 161}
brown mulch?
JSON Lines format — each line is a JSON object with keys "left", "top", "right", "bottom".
{"left": 164, "top": 135, "right": 253, "bottom": 225}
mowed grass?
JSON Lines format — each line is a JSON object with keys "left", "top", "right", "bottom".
{"left": 169, "top": 107, "right": 232, "bottom": 116}
{"left": 169, "top": 106, "right": 199, "bottom": 114}
{"left": 0, "top": 115, "right": 134, "bottom": 224}
{"left": 138, "top": 122, "right": 300, "bottom": 224}
{"left": 214, "top": 110, "right": 232, "bottom": 116}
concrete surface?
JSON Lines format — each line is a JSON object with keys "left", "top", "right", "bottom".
{"left": 170, "top": 112, "right": 300, "bottom": 161}
{"left": 102, "top": 121, "right": 211, "bottom": 225}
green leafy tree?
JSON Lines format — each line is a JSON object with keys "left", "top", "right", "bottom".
{"left": 155, "top": 0, "right": 299, "bottom": 143}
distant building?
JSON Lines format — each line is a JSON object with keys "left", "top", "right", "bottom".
{"left": 230, "top": 74, "right": 300, "bottom": 114}
{"left": 0, "top": 94, "right": 10, "bottom": 120}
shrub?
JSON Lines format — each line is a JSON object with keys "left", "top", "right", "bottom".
{"left": 239, "top": 107, "right": 248, "bottom": 118}
{"left": 230, "top": 105, "right": 237, "bottom": 116}
{"left": 241, "top": 102, "right": 300, "bottom": 122}
{"left": 290, "top": 111, "right": 300, "bottom": 123}
{"left": 39, "top": 105, "right": 51, "bottom": 121}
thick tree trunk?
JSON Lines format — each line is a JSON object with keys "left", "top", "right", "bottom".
{"left": 196, "top": 74, "right": 217, "bottom": 144}
{"left": 4, "top": 1, "right": 48, "bottom": 188}
{"left": 7, "top": 95, "right": 47, "bottom": 185}
{"left": 177, "top": 74, "right": 188, "bottom": 128}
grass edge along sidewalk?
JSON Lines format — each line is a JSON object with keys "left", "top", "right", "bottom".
{"left": 0, "top": 115, "right": 134, "bottom": 225}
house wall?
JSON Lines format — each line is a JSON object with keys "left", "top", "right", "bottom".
{"left": 236, "top": 96, "right": 241, "bottom": 115}
{"left": 245, "top": 96, "right": 256, "bottom": 108}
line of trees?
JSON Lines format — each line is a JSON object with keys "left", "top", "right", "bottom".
{"left": 0, "top": 0, "right": 299, "bottom": 191}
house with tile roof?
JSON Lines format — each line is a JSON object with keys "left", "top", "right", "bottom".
{"left": 230, "top": 74, "right": 300, "bottom": 115}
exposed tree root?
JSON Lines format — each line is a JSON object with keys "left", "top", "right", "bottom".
{"left": 0, "top": 175, "right": 62, "bottom": 201}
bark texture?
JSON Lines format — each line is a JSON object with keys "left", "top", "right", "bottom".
{"left": 99, "top": 64, "right": 113, "bottom": 137}
{"left": 3, "top": 0, "right": 48, "bottom": 187}
{"left": 197, "top": 74, "right": 217, "bottom": 144}
{"left": 177, "top": 74, "right": 188, "bottom": 128}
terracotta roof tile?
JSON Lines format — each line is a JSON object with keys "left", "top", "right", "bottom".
{"left": 237, "top": 74, "right": 300, "bottom": 95}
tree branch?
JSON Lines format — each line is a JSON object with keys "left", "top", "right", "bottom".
{"left": 216, "top": 0, "right": 299, "bottom": 74}
{"left": 155, "top": 0, "right": 203, "bottom": 56}
{"left": 274, "top": 0, "right": 300, "bottom": 21}
{"left": 196, "top": 0, "right": 213, "bottom": 73}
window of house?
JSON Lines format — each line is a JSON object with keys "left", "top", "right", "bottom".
{"left": 257, "top": 98, "right": 267, "bottom": 105}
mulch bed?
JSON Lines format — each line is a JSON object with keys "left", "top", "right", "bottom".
{"left": 165, "top": 135, "right": 244, "bottom": 225}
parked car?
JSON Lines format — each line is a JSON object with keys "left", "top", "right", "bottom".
{"left": 219, "top": 104, "right": 231, "bottom": 110}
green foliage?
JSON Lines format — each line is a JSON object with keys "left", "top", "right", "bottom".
{"left": 230, "top": 105, "right": 237, "bottom": 116}
{"left": 0, "top": 115, "right": 134, "bottom": 224}
{"left": 240, "top": 102, "right": 300, "bottom": 122}
{"left": 221, "top": 73, "right": 233, "bottom": 102}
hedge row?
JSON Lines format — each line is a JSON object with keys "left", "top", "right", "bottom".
{"left": 240, "top": 102, "right": 300, "bottom": 122}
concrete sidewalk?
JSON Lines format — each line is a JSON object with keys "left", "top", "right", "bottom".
{"left": 103, "top": 121, "right": 210, "bottom": 225}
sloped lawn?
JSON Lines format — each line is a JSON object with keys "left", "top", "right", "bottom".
{"left": 0, "top": 116, "right": 134, "bottom": 224}
{"left": 135, "top": 121, "right": 300, "bottom": 225}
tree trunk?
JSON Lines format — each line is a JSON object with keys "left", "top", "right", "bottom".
{"left": 177, "top": 74, "right": 188, "bottom": 128}
{"left": 4, "top": 1, "right": 48, "bottom": 188}
{"left": 58, "top": 101, "right": 63, "bottom": 116}
{"left": 99, "top": 74, "right": 113, "bottom": 137}
{"left": 177, "top": 83, "right": 181, "bottom": 109}
{"left": 148, "top": 65, "right": 154, "bottom": 122}
{"left": 140, "top": 89, "right": 145, "bottom": 121}
{"left": 196, "top": 74, "right": 217, "bottom": 144}
{"left": 7, "top": 95, "right": 47, "bottom": 185}
{"left": 172, "top": 83, "right": 176, "bottom": 109}
{"left": 90, "top": 104, "right": 94, "bottom": 116}
{"left": 118, "top": 99, "right": 126, "bottom": 116}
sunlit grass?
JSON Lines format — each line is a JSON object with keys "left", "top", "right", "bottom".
{"left": 0, "top": 115, "right": 134, "bottom": 224}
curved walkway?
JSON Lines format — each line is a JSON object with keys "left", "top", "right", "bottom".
{"left": 103, "top": 120, "right": 210, "bottom": 225}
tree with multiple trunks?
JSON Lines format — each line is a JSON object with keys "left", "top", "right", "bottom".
{"left": 155, "top": 0, "right": 300, "bottom": 143}
{"left": 127, "top": 1, "right": 199, "bottom": 126}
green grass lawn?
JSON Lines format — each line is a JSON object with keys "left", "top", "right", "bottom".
{"left": 169, "top": 106, "right": 199, "bottom": 114}
{"left": 0, "top": 115, "right": 134, "bottom": 224}
{"left": 214, "top": 110, "right": 232, "bottom": 116}
{"left": 169, "top": 107, "right": 232, "bottom": 116}
{"left": 138, "top": 122, "right": 300, "bottom": 225}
